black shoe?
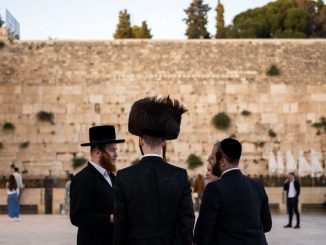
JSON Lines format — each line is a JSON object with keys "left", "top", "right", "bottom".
{"left": 284, "top": 224, "right": 292, "bottom": 228}
{"left": 293, "top": 225, "right": 300, "bottom": 229}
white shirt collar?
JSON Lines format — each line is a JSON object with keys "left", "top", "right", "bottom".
{"left": 142, "top": 153, "right": 162, "bottom": 159}
{"left": 221, "top": 167, "right": 241, "bottom": 178}
{"left": 89, "top": 161, "right": 107, "bottom": 176}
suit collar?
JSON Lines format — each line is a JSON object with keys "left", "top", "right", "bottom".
{"left": 142, "top": 154, "right": 162, "bottom": 159}
{"left": 221, "top": 168, "right": 242, "bottom": 178}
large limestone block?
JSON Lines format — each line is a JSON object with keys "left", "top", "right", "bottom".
{"left": 270, "top": 84, "right": 287, "bottom": 94}
{"left": 261, "top": 113, "right": 278, "bottom": 124}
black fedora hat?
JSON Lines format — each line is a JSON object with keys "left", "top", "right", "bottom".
{"left": 81, "top": 125, "right": 125, "bottom": 146}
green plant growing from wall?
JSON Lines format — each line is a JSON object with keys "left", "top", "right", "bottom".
{"left": 212, "top": 112, "right": 231, "bottom": 130}
{"left": 186, "top": 154, "right": 203, "bottom": 170}
{"left": 267, "top": 64, "right": 280, "bottom": 76}
{"left": 37, "top": 111, "right": 54, "bottom": 124}
{"left": 268, "top": 129, "right": 277, "bottom": 138}
{"left": 0, "top": 40, "right": 5, "bottom": 49}
{"left": 255, "top": 141, "right": 265, "bottom": 148}
{"left": 131, "top": 158, "right": 140, "bottom": 165}
{"left": 312, "top": 116, "right": 326, "bottom": 133}
{"left": 19, "top": 141, "right": 30, "bottom": 149}
{"left": 72, "top": 157, "right": 87, "bottom": 169}
{"left": 2, "top": 122, "right": 15, "bottom": 131}
{"left": 241, "top": 110, "right": 251, "bottom": 116}
{"left": 0, "top": 142, "right": 3, "bottom": 150}
{"left": 229, "top": 133, "right": 236, "bottom": 138}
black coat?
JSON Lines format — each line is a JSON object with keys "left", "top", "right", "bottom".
{"left": 70, "top": 162, "right": 114, "bottom": 245}
{"left": 114, "top": 156, "right": 195, "bottom": 245}
{"left": 194, "top": 169, "right": 272, "bottom": 245}
{"left": 283, "top": 180, "right": 300, "bottom": 199}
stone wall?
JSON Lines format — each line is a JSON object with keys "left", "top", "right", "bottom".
{"left": 0, "top": 37, "right": 326, "bottom": 177}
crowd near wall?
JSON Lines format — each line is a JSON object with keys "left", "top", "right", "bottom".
{"left": 0, "top": 31, "right": 325, "bottom": 178}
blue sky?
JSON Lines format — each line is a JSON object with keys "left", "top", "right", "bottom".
{"left": 0, "top": 0, "right": 273, "bottom": 40}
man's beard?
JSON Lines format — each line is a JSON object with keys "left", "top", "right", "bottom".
{"left": 139, "top": 143, "right": 144, "bottom": 156}
{"left": 99, "top": 153, "right": 116, "bottom": 173}
{"left": 212, "top": 151, "right": 223, "bottom": 177}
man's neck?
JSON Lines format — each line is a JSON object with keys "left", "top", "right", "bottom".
{"left": 142, "top": 146, "right": 161, "bottom": 156}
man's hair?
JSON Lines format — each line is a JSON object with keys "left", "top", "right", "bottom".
{"left": 288, "top": 172, "right": 295, "bottom": 177}
{"left": 143, "top": 135, "right": 164, "bottom": 148}
{"left": 14, "top": 167, "right": 19, "bottom": 172}
{"left": 217, "top": 144, "right": 240, "bottom": 165}
{"left": 90, "top": 144, "right": 107, "bottom": 154}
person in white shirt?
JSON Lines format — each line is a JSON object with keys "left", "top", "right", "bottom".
{"left": 283, "top": 172, "right": 301, "bottom": 228}
{"left": 13, "top": 167, "right": 24, "bottom": 196}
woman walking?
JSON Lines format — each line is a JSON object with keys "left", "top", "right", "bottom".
{"left": 6, "top": 175, "right": 20, "bottom": 221}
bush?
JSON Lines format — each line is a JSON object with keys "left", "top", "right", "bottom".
{"left": 0, "top": 142, "right": 3, "bottom": 149}
{"left": 186, "top": 154, "right": 203, "bottom": 170}
{"left": 229, "top": 133, "right": 236, "bottom": 138}
{"left": 268, "top": 129, "right": 277, "bottom": 138}
{"left": 2, "top": 122, "right": 15, "bottom": 131}
{"left": 72, "top": 157, "right": 87, "bottom": 169}
{"left": 212, "top": 112, "right": 231, "bottom": 130}
{"left": 266, "top": 65, "right": 280, "bottom": 76}
{"left": 37, "top": 111, "right": 54, "bottom": 124}
{"left": 312, "top": 117, "right": 326, "bottom": 132}
{"left": 241, "top": 110, "right": 251, "bottom": 116}
{"left": 19, "top": 141, "right": 30, "bottom": 149}
{"left": 131, "top": 158, "right": 140, "bottom": 165}
{"left": 0, "top": 40, "right": 5, "bottom": 49}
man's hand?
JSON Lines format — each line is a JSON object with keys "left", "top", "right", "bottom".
{"left": 110, "top": 214, "right": 114, "bottom": 223}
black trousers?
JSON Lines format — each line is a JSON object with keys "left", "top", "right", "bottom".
{"left": 287, "top": 197, "right": 300, "bottom": 225}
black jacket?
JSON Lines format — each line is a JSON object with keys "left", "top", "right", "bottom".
{"left": 194, "top": 169, "right": 272, "bottom": 245}
{"left": 70, "top": 162, "right": 114, "bottom": 245}
{"left": 283, "top": 179, "right": 300, "bottom": 199}
{"left": 114, "top": 156, "right": 195, "bottom": 245}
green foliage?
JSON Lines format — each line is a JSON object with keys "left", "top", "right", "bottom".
{"left": 184, "top": 0, "right": 211, "bottom": 39}
{"left": 131, "top": 158, "right": 140, "bottom": 165}
{"left": 114, "top": 9, "right": 133, "bottom": 39}
{"left": 19, "top": 141, "right": 30, "bottom": 149}
{"left": 312, "top": 116, "right": 326, "bottom": 132}
{"left": 267, "top": 65, "right": 280, "bottom": 76}
{"left": 226, "top": 0, "right": 326, "bottom": 38}
{"left": 186, "top": 154, "right": 203, "bottom": 170}
{"left": 212, "top": 112, "right": 231, "bottom": 130}
{"left": 2, "top": 122, "right": 15, "bottom": 131}
{"left": 72, "top": 157, "right": 87, "bottom": 169}
{"left": 268, "top": 129, "right": 277, "bottom": 138}
{"left": 216, "top": 0, "right": 225, "bottom": 38}
{"left": 255, "top": 141, "right": 265, "bottom": 148}
{"left": 0, "top": 142, "right": 3, "bottom": 150}
{"left": 241, "top": 110, "right": 252, "bottom": 116}
{"left": 132, "top": 21, "right": 152, "bottom": 38}
{"left": 0, "top": 40, "right": 5, "bottom": 49}
{"left": 37, "top": 111, "right": 54, "bottom": 124}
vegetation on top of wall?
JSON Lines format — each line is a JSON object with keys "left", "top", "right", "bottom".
{"left": 19, "top": 141, "right": 30, "bottom": 149}
{"left": 268, "top": 129, "right": 277, "bottom": 138}
{"left": 212, "top": 112, "right": 231, "bottom": 130}
{"left": 186, "top": 154, "right": 203, "bottom": 170}
{"left": 0, "top": 40, "right": 5, "bottom": 49}
{"left": 2, "top": 122, "right": 15, "bottom": 131}
{"left": 241, "top": 110, "right": 252, "bottom": 116}
{"left": 37, "top": 111, "right": 54, "bottom": 124}
{"left": 72, "top": 157, "right": 87, "bottom": 169}
{"left": 266, "top": 65, "right": 280, "bottom": 76}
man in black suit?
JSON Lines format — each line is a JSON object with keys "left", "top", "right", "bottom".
{"left": 283, "top": 172, "right": 300, "bottom": 229}
{"left": 114, "top": 96, "right": 195, "bottom": 245}
{"left": 194, "top": 138, "right": 272, "bottom": 245}
{"left": 70, "top": 125, "right": 125, "bottom": 245}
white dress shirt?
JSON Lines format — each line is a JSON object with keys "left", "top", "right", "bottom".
{"left": 142, "top": 153, "right": 162, "bottom": 159}
{"left": 288, "top": 180, "right": 297, "bottom": 198}
{"left": 89, "top": 161, "right": 113, "bottom": 187}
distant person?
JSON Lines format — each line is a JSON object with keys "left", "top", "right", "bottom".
{"left": 283, "top": 172, "right": 301, "bottom": 229}
{"left": 62, "top": 173, "right": 74, "bottom": 215}
{"left": 6, "top": 175, "right": 20, "bottom": 221}
{"left": 205, "top": 142, "right": 220, "bottom": 184}
{"left": 194, "top": 138, "right": 272, "bottom": 244}
{"left": 70, "top": 125, "right": 125, "bottom": 245}
{"left": 13, "top": 167, "right": 24, "bottom": 197}
{"left": 194, "top": 174, "right": 205, "bottom": 210}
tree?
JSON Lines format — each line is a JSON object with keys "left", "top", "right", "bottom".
{"left": 184, "top": 0, "right": 211, "bottom": 39}
{"left": 216, "top": 0, "right": 225, "bottom": 38}
{"left": 132, "top": 21, "right": 152, "bottom": 38}
{"left": 226, "top": 0, "right": 326, "bottom": 38}
{"left": 0, "top": 14, "right": 4, "bottom": 28}
{"left": 113, "top": 9, "right": 133, "bottom": 39}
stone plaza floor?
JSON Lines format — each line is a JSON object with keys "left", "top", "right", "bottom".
{"left": 0, "top": 213, "right": 325, "bottom": 244}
